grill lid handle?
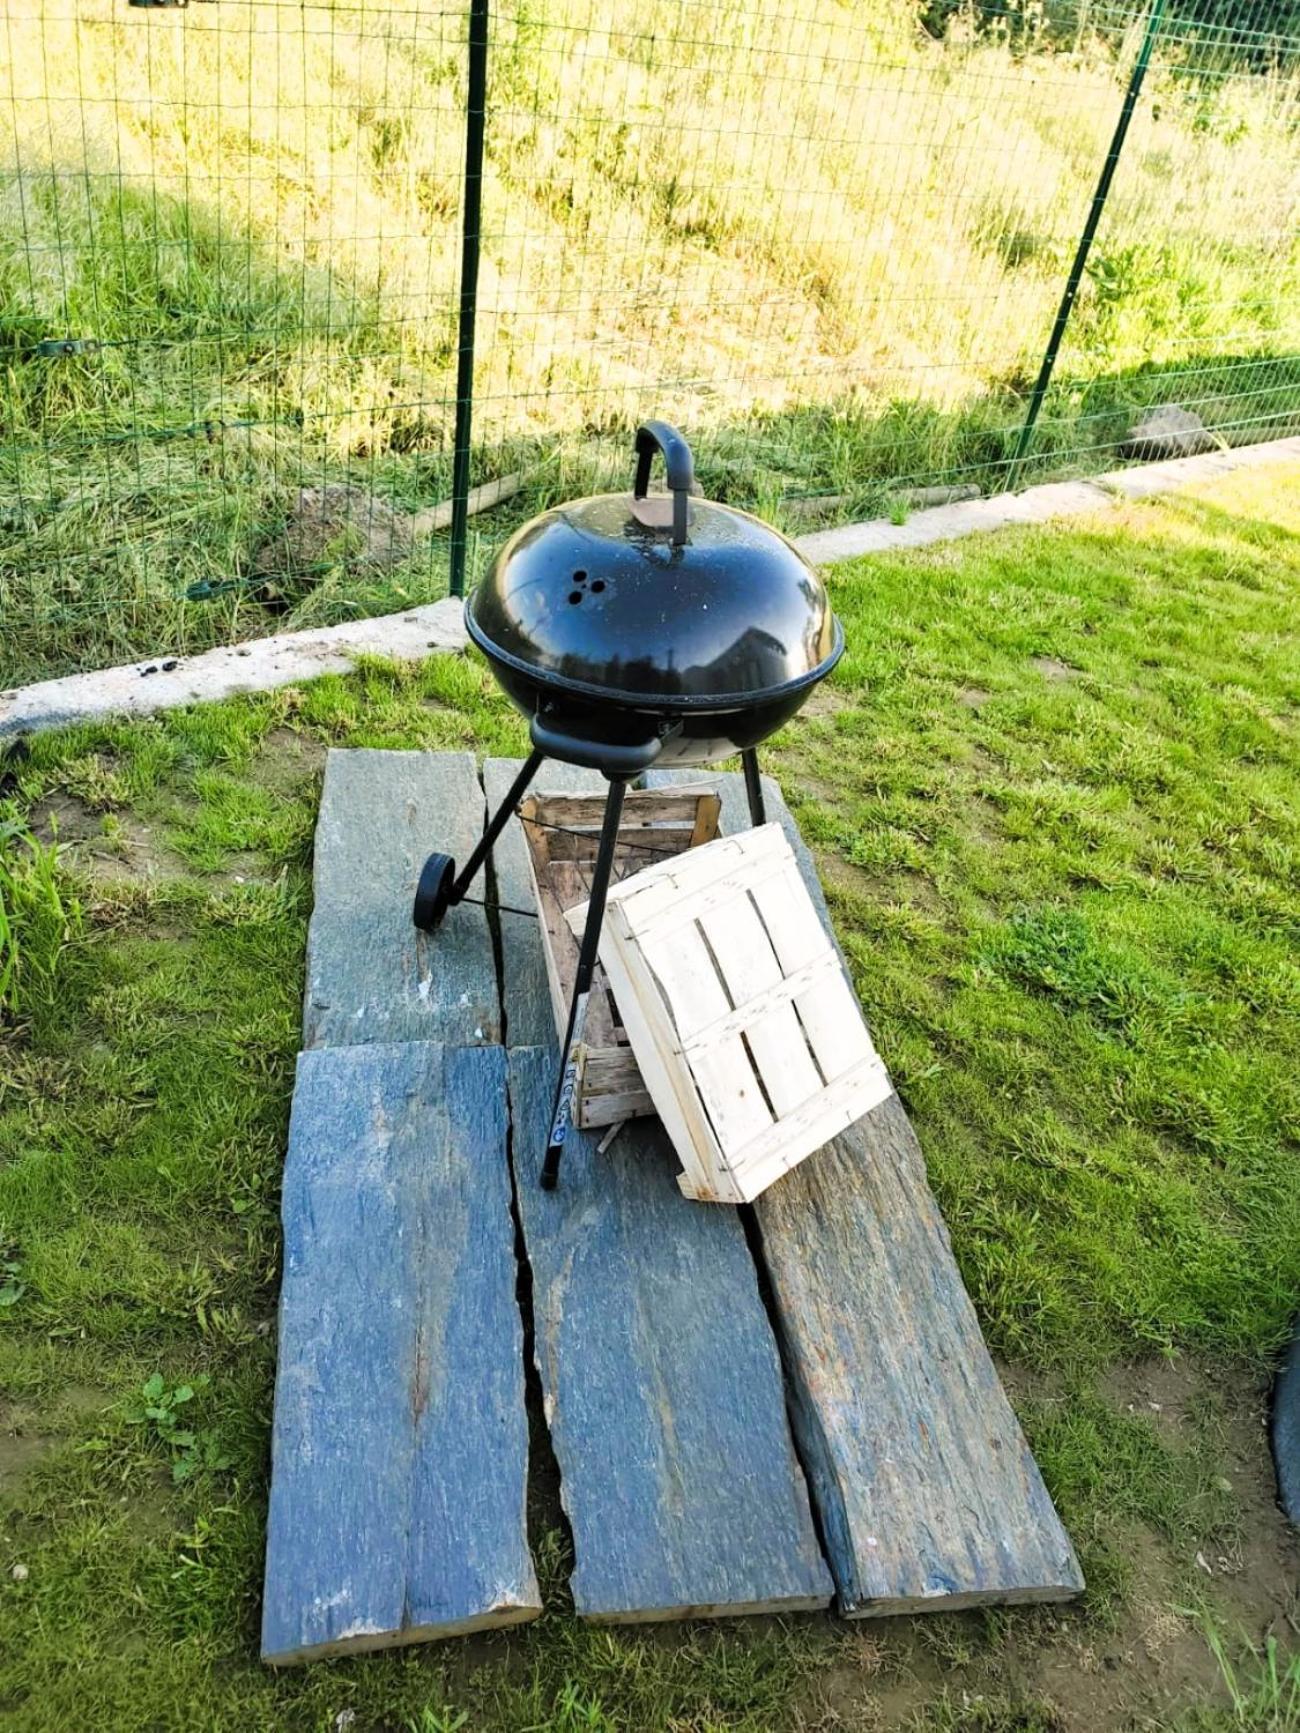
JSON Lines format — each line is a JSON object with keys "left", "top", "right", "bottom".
{"left": 632, "top": 421, "right": 693, "bottom": 546}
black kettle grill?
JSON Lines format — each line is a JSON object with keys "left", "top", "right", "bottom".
{"left": 413, "top": 421, "right": 843, "bottom": 1188}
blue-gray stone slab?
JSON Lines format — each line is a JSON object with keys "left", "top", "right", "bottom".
{"left": 488, "top": 758, "right": 831, "bottom": 1618}
{"left": 262, "top": 1041, "right": 539, "bottom": 1663}
{"left": 508, "top": 1044, "right": 832, "bottom": 1622}
{"left": 304, "top": 749, "right": 499, "bottom": 1049}
{"left": 651, "top": 767, "right": 1083, "bottom": 1614}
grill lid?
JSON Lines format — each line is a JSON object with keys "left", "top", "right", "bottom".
{"left": 466, "top": 422, "right": 843, "bottom": 709}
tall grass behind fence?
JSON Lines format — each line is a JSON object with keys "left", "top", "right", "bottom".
{"left": 1020, "top": 6, "right": 1300, "bottom": 473}
{"left": 1, "top": 0, "right": 468, "bottom": 675}
{"left": 468, "top": 0, "right": 1300, "bottom": 541}
{"left": 1, "top": 0, "right": 1297, "bottom": 682}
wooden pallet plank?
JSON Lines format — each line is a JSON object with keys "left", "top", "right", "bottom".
{"left": 304, "top": 748, "right": 499, "bottom": 1049}
{"left": 595, "top": 911, "right": 742, "bottom": 1202}
{"left": 507, "top": 1045, "right": 832, "bottom": 1622}
{"left": 485, "top": 758, "right": 604, "bottom": 1048}
{"left": 695, "top": 893, "right": 823, "bottom": 1117}
{"left": 651, "top": 767, "right": 1084, "bottom": 1614}
{"left": 749, "top": 862, "right": 877, "bottom": 1081}
{"left": 262, "top": 1040, "right": 540, "bottom": 1664}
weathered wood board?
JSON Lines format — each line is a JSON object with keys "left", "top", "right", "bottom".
{"left": 518, "top": 786, "right": 721, "bottom": 1127}
{"left": 262, "top": 1041, "right": 540, "bottom": 1663}
{"left": 508, "top": 1045, "right": 833, "bottom": 1622}
{"left": 650, "top": 767, "right": 1084, "bottom": 1615}
{"left": 485, "top": 758, "right": 604, "bottom": 1048}
{"left": 304, "top": 748, "right": 499, "bottom": 1049}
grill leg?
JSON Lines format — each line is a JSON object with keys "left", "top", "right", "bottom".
{"left": 447, "top": 746, "right": 545, "bottom": 905}
{"left": 741, "top": 748, "right": 766, "bottom": 827}
{"left": 540, "top": 775, "right": 629, "bottom": 1191}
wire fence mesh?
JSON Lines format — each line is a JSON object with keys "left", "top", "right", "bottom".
{"left": 1, "top": 0, "right": 1297, "bottom": 683}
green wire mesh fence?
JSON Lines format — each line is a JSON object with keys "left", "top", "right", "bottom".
{"left": 1, "top": 0, "right": 1297, "bottom": 682}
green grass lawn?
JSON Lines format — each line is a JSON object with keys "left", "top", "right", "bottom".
{"left": 0, "top": 465, "right": 1298, "bottom": 1730}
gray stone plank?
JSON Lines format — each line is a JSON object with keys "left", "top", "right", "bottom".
{"left": 652, "top": 767, "right": 1083, "bottom": 1615}
{"left": 508, "top": 1045, "right": 832, "bottom": 1622}
{"left": 757, "top": 1105, "right": 1085, "bottom": 1613}
{"left": 262, "top": 1041, "right": 540, "bottom": 1663}
{"left": 304, "top": 749, "right": 499, "bottom": 1049}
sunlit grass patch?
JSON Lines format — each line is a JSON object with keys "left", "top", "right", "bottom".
{"left": 775, "top": 466, "right": 1300, "bottom": 1370}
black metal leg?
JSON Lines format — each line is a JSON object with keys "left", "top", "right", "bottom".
{"left": 741, "top": 748, "right": 766, "bottom": 827}
{"left": 448, "top": 747, "right": 545, "bottom": 905}
{"left": 540, "top": 775, "right": 628, "bottom": 1190}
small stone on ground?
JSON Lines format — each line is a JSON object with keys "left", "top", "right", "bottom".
{"left": 254, "top": 485, "right": 416, "bottom": 582}
{"left": 1120, "top": 406, "right": 1216, "bottom": 462}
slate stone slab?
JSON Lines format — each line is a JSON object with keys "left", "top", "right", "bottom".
{"left": 757, "top": 1104, "right": 1084, "bottom": 1613}
{"left": 262, "top": 1041, "right": 540, "bottom": 1663}
{"left": 508, "top": 1045, "right": 832, "bottom": 1622}
{"left": 304, "top": 749, "right": 499, "bottom": 1049}
{"left": 651, "top": 767, "right": 1084, "bottom": 1615}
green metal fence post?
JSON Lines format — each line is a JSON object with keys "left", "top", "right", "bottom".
{"left": 449, "top": 0, "right": 490, "bottom": 599}
{"left": 1008, "top": 0, "right": 1166, "bottom": 488}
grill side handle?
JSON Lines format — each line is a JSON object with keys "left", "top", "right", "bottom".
{"left": 632, "top": 421, "right": 693, "bottom": 547}
{"left": 529, "top": 711, "right": 667, "bottom": 774}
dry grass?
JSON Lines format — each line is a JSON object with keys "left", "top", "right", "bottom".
{"left": 1, "top": 0, "right": 1298, "bottom": 679}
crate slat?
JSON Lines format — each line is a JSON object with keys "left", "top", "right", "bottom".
{"left": 606, "top": 829, "right": 792, "bottom": 944}
{"left": 517, "top": 786, "right": 722, "bottom": 1129}
{"left": 604, "top": 917, "right": 750, "bottom": 1201}
{"left": 679, "top": 951, "right": 840, "bottom": 1055}
{"left": 696, "top": 894, "right": 824, "bottom": 1116}
{"left": 527, "top": 790, "right": 719, "bottom": 832}
{"left": 748, "top": 863, "right": 878, "bottom": 1080}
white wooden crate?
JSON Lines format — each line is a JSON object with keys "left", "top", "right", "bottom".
{"left": 568, "top": 823, "right": 894, "bottom": 1203}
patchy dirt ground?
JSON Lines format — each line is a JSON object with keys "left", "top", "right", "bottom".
{"left": 254, "top": 725, "right": 328, "bottom": 789}
{"left": 789, "top": 1358, "right": 1300, "bottom": 1731}
{"left": 251, "top": 484, "right": 417, "bottom": 586}
{"left": 804, "top": 684, "right": 855, "bottom": 720}
{"left": 0, "top": 1419, "right": 53, "bottom": 1499}
{"left": 30, "top": 792, "right": 190, "bottom": 884}
{"left": 1030, "top": 656, "right": 1080, "bottom": 683}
